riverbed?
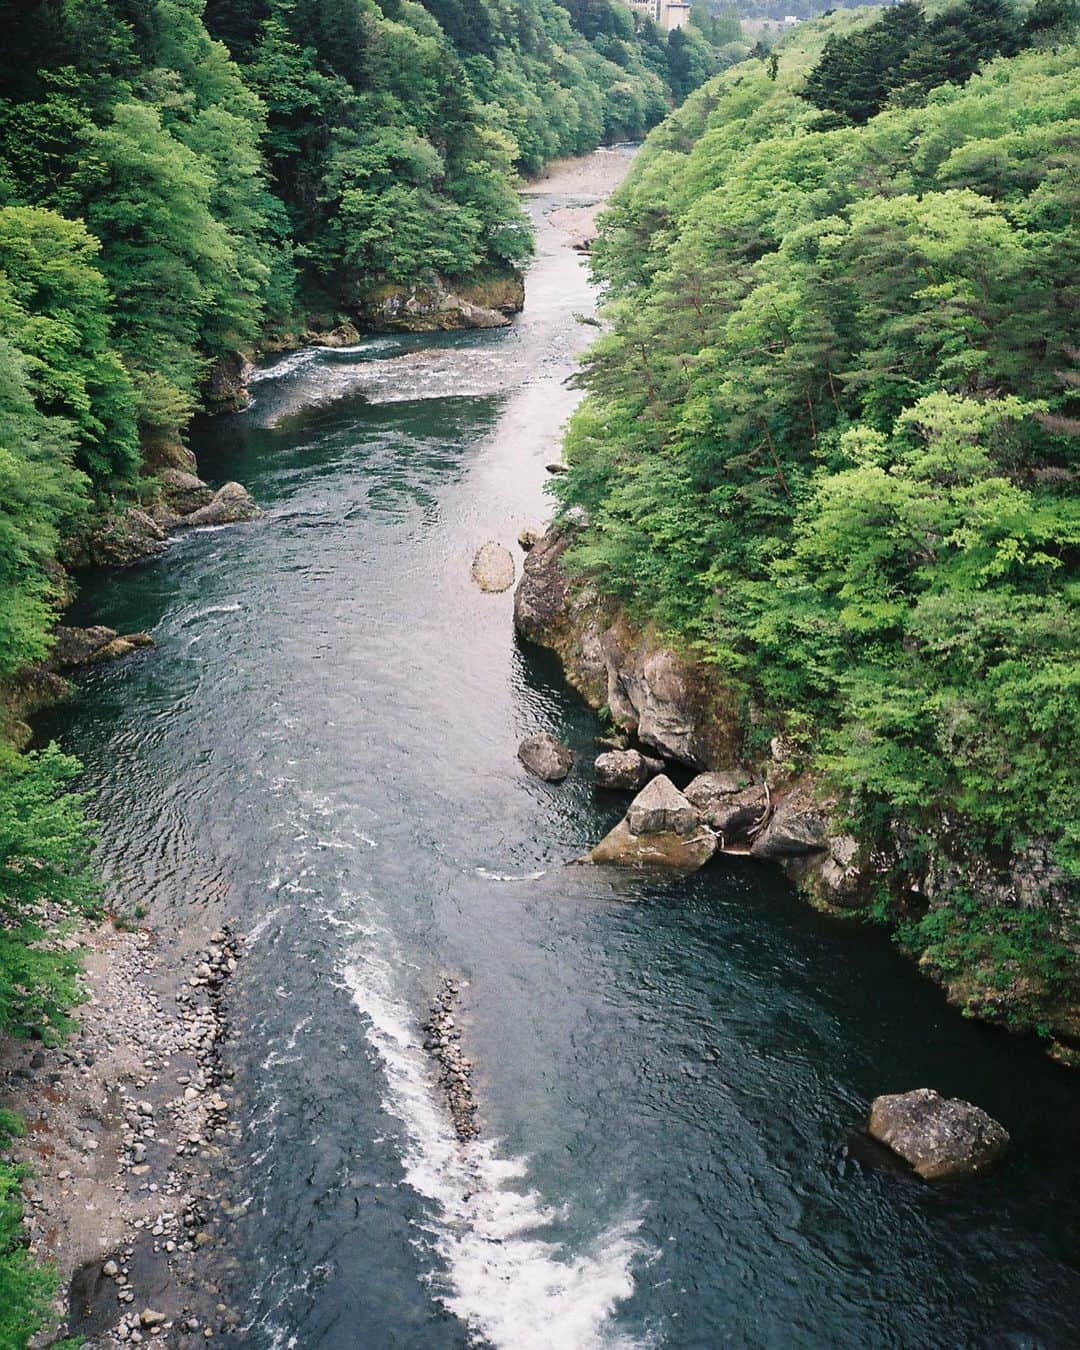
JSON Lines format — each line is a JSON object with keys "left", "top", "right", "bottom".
{"left": 41, "top": 147, "right": 1080, "bottom": 1348}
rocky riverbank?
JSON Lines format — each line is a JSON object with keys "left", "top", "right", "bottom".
{"left": 514, "top": 519, "right": 1080, "bottom": 1064}
{"left": 0, "top": 921, "right": 244, "bottom": 1346}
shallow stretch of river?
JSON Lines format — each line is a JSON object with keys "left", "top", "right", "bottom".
{"left": 43, "top": 150, "right": 1080, "bottom": 1348}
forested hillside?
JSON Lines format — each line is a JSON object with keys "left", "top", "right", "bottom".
{"left": 555, "top": 3, "right": 1079, "bottom": 1038}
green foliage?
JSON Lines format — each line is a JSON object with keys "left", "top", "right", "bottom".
{"left": 0, "top": 739, "right": 97, "bottom": 1345}
{"left": 801, "top": 0, "right": 1075, "bottom": 127}
{"left": 0, "top": 334, "right": 88, "bottom": 678}
{"left": 897, "top": 892, "right": 1073, "bottom": 1030}
{"left": 0, "top": 1110, "right": 62, "bottom": 1350}
{"left": 0, "top": 206, "right": 138, "bottom": 491}
{"left": 0, "top": 741, "right": 97, "bottom": 1043}
{"left": 556, "top": 18, "right": 1080, "bottom": 1014}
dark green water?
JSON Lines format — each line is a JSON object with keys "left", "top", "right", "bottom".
{"left": 41, "top": 155, "right": 1080, "bottom": 1348}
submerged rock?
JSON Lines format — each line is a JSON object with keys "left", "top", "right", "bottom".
{"left": 594, "top": 749, "right": 663, "bottom": 791}
{"left": 867, "top": 1089, "right": 1009, "bottom": 1180}
{"left": 589, "top": 775, "right": 717, "bottom": 871}
{"left": 471, "top": 542, "right": 515, "bottom": 593}
{"left": 181, "top": 481, "right": 262, "bottom": 528}
{"left": 518, "top": 733, "right": 574, "bottom": 782}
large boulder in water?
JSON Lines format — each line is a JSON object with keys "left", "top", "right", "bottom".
{"left": 181, "top": 482, "right": 261, "bottom": 528}
{"left": 589, "top": 775, "right": 717, "bottom": 871}
{"left": 594, "top": 749, "right": 663, "bottom": 791}
{"left": 627, "top": 775, "right": 699, "bottom": 837}
{"left": 518, "top": 733, "right": 573, "bottom": 782}
{"left": 472, "top": 542, "right": 515, "bottom": 593}
{"left": 867, "top": 1089, "right": 1009, "bottom": 1180}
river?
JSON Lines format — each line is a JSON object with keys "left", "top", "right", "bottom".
{"left": 41, "top": 149, "right": 1080, "bottom": 1348}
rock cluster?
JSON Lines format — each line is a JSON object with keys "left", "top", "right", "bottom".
{"left": 589, "top": 775, "right": 717, "bottom": 871}
{"left": 518, "top": 732, "right": 574, "bottom": 782}
{"left": 171, "top": 481, "right": 261, "bottom": 531}
{"left": 514, "top": 526, "right": 741, "bottom": 769}
{"left": 867, "top": 1089, "right": 1010, "bottom": 1180}
{"left": 422, "top": 978, "right": 478, "bottom": 1142}
{"left": 74, "top": 472, "right": 261, "bottom": 568}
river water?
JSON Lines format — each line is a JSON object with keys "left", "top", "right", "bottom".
{"left": 42, "top": 150, "right": 1080, "bottom": 1348}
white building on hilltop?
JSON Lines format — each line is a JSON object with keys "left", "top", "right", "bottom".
{"left": 626, "top": 0, "right": 692, "bottom": 32}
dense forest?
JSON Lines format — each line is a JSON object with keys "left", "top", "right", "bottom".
{"left": 556, "top": 2, "right": 1079, "bottom": 1035}
{"left": 0, "top": 0, "right": 734, "bottom": 1336}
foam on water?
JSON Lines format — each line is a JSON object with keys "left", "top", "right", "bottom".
{"left": 343, "top": 949, "right": 647, "bottom": 1349}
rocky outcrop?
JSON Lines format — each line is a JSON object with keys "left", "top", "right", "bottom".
{"left": 72, "top": 478, "right": 261, "bottom": 566}
{"left": 515, "top": 518, "right": 1080, "bottom": 1058}
{"left": 73, "top": 509, "right": 170, "bottom": 568}
{"left": 356, "top": 271, "right": 524, "bottom": 333}
{"left": 514, "top": 525, "right": 742, "bottom": 767}
{"left": 867, "top": 1089, "right": 1009, "bottom": 1180}
{"left": 590, "top": 818, "right": 717, "bottom": 870}
{"left": 751, "top": 781, "right": 829, "bottom": 860}
{"left": 179, "top": 481, "right": 261, "bottom": 528}
{"left": 49, "top": 626, "right": 154, "bottom": 670}
{"left": 517, "top": 526, "right": 541, "bottom": 551}
{"left": 626, "top": 775, "right": 699, "bottom": 836}
{"left": 692, "top": 782, "right": 769, "bottom": 849}
{"left": 157, "top": 469, "right": 215, "bottom": 519}
{"left": 594, "top": 749, "right": 663, "bottom": 791}
{"left": 471, "top": 542, "right": 515, "bottom": 593}
{"left": 589, "top": 776, "right": 717, "bottom": 871}
{"left": 311, "top": 322, "right": 360, "bottom": 348}
{"left": 518, "top": 733, "right": 574, "bottom": 782}
{"left": 202, "top": 351, "right": 254, "bottom": 413}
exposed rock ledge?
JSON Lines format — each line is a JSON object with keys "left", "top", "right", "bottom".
{"left": 355, "top": 270, "right": 525, "bottom": 333}
{"left": 71, "top": 478, "right": 261, "bottom": 569}
{"left": 514, "top": 521, "right": 1079, "bottom": 1058}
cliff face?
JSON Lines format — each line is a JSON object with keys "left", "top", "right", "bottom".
{"left": 515, "top": 523, "right": 1080, "bottom": 1064}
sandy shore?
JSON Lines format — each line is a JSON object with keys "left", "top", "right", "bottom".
{"left": 0, "top": 921, "right": 242, "bottom": 1346}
